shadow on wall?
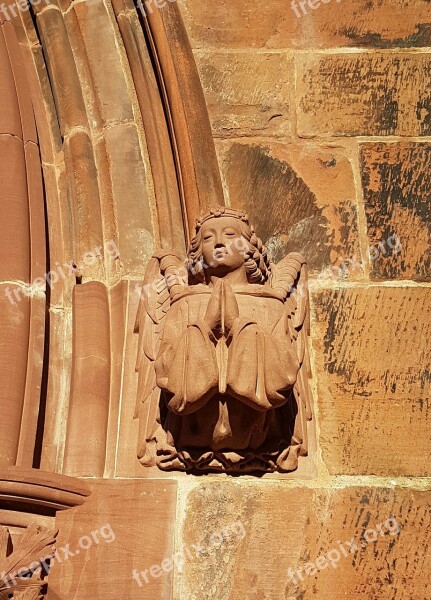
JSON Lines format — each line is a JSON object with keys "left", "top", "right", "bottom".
{"left": 225, "top": 143, "right": 333, "bottom": 270}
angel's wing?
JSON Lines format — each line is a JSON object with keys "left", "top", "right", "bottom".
{"left": 133, "top": 251, "right": 186, "bottom": 465}
{"left": 270, "top": 252, "right": 313, "bottom": 454}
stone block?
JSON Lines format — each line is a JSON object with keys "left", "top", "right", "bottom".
{"left": 361, "top": 142, "right": 431, "bottom": 281}
{"left": 297, "top": 53, "right": 431, "bottom": 137}
{"left": 36, "top": 7, "right": 88, "bottom": 135}
{"left": 65, "top": 0, "right": 134, "bottom": 128}
{"left": 48, "top": 479, "right": 177, "bottom": 599}
{"left": 312, "top": 286, "right": 431, "bottom": 476}
{"left": 195, "top": 52, "right": 292, "bottom": 137}
{"left": 177, "top": 481, "right": 431, "bottom": 599}
{"left": 180, "top": 0, "right": 431, "bottom": 49}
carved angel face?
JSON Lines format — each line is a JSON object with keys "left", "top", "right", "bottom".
{"left": 188, "top": 209, "right": 271, "bottom": 284}
{"left": 200, "top": 216, "right": 247, "bottom": 273}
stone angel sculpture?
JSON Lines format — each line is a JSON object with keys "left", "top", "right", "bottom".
{"left": 134, "top": 207, "right": 313, "bottom": 473}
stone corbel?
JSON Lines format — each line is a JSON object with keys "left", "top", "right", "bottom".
{"left": 0, "top": 468, "right": 91, "bottom": 599}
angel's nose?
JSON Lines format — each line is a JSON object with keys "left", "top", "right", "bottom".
{"left": 214, "top": 233, "right": 226, "bottom": 247}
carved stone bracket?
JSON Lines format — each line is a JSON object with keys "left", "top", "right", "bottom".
{"left": 135, "top": 208, "right": 314, "bottom": 474}
{"left": 0, "top": 468, "right": 91, "bottom": 599}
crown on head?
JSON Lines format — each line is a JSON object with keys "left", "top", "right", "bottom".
{"left": 195, "top": 207, "right": 250, "bottom": 230}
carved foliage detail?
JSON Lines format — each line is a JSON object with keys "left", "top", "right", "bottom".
{"left": 0, "top": 526, "right": 57, "bottom": 600}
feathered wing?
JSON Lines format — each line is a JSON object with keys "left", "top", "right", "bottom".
{"left": 270, "top": 252, "right": 313, "bottom": 455}
{"left": 134, "top": 251, "right": 186, "bottom": 465}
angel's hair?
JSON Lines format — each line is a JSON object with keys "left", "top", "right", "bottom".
{"left": 187, "top": 207, "right": 271, "bottom": 284}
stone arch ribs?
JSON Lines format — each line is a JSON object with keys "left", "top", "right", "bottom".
{"left": 113, "top": 0, "right": 226, "bottom": 245}
{"left": 18, "top": 0, "right": 111, "bottom": 476}
{"left": 1, "top": 0, "right": 225, "bottom": 477}
{"left": 112, "top": 0, "right": 186, "bottom": 255}
{"left": 0, "top": 14, "right": 47, "bottom": 469}
{"left": 142, "top": 0, "right": 226, "bottom": 238}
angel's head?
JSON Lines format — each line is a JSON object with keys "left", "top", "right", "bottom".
{"left": 187, "top": 208, "right": 271, "bottom": 284}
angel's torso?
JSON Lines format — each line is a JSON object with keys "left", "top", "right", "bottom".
{"left": 171, "top": 283, "right": 286, "bottom": 333}
{"left": 155, "top": 282, "right": 297, "bottom": 454}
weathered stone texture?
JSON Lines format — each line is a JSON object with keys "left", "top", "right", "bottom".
{"left": 64, "top": 0, "right": 134, "bottom": 128}
{"left": 0, "top": 287, "right": 30, "bottom": 465}
{"left": 113, "top": 1, "right": 186, "bottom": 255}
{"left": 297, "top": 53, "right": 431, "bottom": 137}
{"left": 63, "top": 282, "right": 111, "bottom": 478}
{"left": 102, "top": 123, "right": 155, "bottom": 275}
{"left": 177, "top": 482, "right": 431, "bottom": 600}
{"left": 194, "top": 52, "right": 292, "bottom": 137}
{"left": 63, "top": 130, "right": 104, "bottom": 277}
{"left": 115, "top": 281, "right": 141, "bottom": 478}
{"left": 312, "top": 286, "right": 431, "bottom": 476}
{"left": 26, "top": 42, "right": 64, "bottom": 159}
{"left": 25, "top": 142, "right": 47, "bottom": 283}
{"left": 219, "top": 140, "right": 361, "bottom": 276}
{"left": 49, "top": 479, "right": 177, "bottom": 599}
{"left": 40, "top": 307, "right": 73, "bottom": 473}
{"left": 180, "top": 0, "right": 431, "bottom": 49}
{"left": 0, "top": 134, "right": 30, "bottom": 283}
{"left": 361, "top": 142, "right": 431, "bottom": 281}
{"left": 36, "top": 7, "right": 88, "bottom": 136}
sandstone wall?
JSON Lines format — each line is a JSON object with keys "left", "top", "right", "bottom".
{"left": 173, "top": 2, "right": 431, "bottom": 598}
{"left": 0, "top": 0, "right": 429, "bottom": 598}
{"left": 50, "top": 3, "right": 431, "bottom": 597}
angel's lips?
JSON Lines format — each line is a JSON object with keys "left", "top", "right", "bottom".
{"left": 213, "top": 249, "right": 228, "bottom": 260}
